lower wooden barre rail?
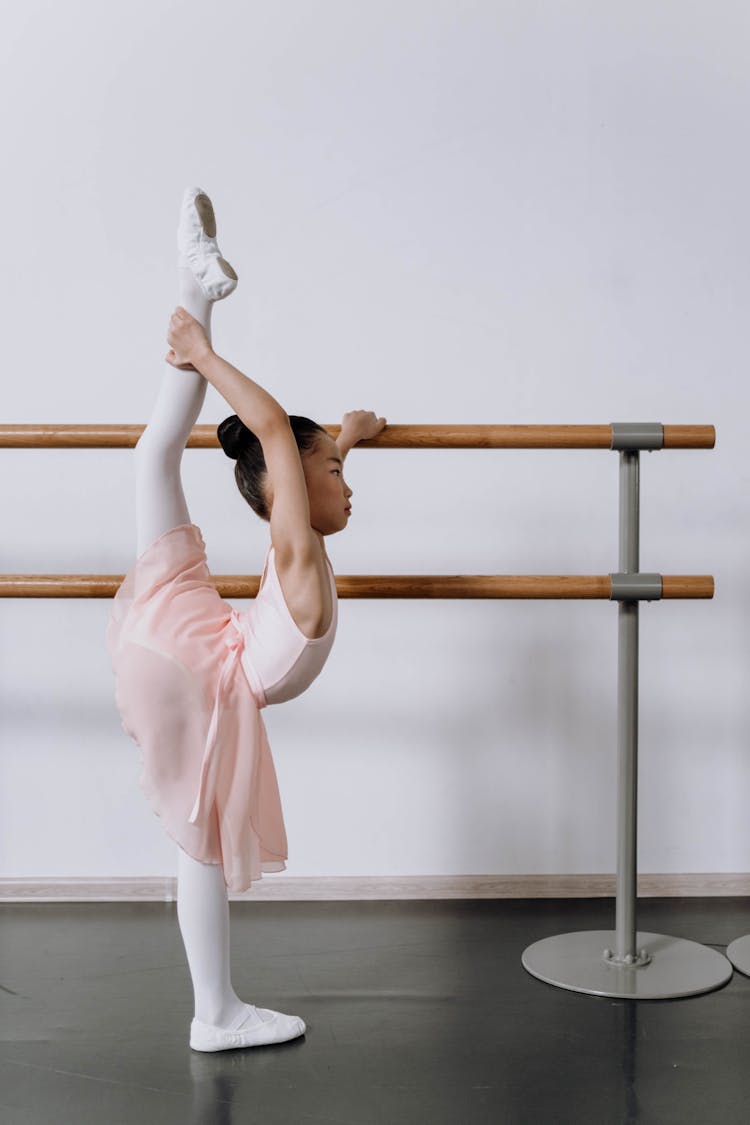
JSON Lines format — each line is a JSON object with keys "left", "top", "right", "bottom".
{"left": 0, "top": 575, "right": 714, "bottom": 599}
{"left": 0, "top": 424, "right": 716, "bottom": 449}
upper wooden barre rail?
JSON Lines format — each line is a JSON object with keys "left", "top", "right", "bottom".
{"left": 0, "top": 424, "right": 716, "bottom": 449}
{"left": 0, "top": 575, "right": 714, "bottom": 599}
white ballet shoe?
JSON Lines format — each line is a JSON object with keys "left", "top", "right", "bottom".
{"left": 177, "top": 186, "right": 238, "bottom": 301}
{"left": 189, "top": 1007, "right": 306, "bottom": 1052}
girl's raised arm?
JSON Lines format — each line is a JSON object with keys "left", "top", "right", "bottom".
{"left": 167, "top": 307, "right": 317, "bottom": 562}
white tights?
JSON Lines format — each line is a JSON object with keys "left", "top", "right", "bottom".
{"left": 135, "top": 270, "right": 210, "bottom": 557}
{"left": 136, "top": 269, "right": 247, "bottom": 1029}
{"left": 176, "top": 844, "right": 245, "bottom": 1027}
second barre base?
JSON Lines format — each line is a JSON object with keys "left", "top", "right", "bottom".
{"left": 726, "top": 934, "right": 750, "bottom": 978}
{"left": 521, "top": 931, "right": 732, "bottom": 999}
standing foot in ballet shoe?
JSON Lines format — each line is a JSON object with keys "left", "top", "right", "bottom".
{"left": 177, "top": 186, "right": 238, "bottom": 302}
{"left": 189, "top": 1002, "right": 306, "bottom": 1052}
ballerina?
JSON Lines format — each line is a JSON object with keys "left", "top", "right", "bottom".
{"left": 107, "top": 187, "right": 386, "bottom": 1051}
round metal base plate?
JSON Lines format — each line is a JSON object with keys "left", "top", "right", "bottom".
{"left": 522, "top": 930, "right": 732, "bottom": 999}
{"left": 726, "top": 934, "right": 750, "bottom": 977}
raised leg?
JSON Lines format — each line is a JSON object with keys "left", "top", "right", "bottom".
{"left": 134, "top": 270, "right": 213, "bottom": 555}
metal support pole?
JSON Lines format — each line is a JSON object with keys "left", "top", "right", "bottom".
{"left": 613, "top": 452, "right": 644, "bottom": 965}
{"left": 521, "top": 425, "right": 731, "bottom": 998}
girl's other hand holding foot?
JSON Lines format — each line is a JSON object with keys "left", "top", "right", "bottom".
{"left": 166, "top": 306, "right": 211, "bottom": 370}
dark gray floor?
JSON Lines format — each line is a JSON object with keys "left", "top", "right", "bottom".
{"left": 2, "top": 897, "right": 750, "bottom": 1125}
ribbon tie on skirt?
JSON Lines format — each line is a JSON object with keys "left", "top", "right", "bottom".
{"left": 188, "top": 612, "right": 254, "bottom": 826}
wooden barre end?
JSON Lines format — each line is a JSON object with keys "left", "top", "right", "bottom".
{"left": 662, "top": 425, "right": 716, "bottom": 449}
{"left": 661, "top": 576, "right": 714, "bottom": 599}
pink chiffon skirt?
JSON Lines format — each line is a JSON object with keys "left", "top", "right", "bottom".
{"left": 106, "top": 524, "right": 288, "bottom": 892}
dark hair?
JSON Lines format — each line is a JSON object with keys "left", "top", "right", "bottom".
{"left": 217, "top": 413, "right": 328, "bottom": 521}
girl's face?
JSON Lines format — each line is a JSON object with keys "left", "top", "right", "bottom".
{"left": 303, "top": 434, "right": 353, "bottom": 536}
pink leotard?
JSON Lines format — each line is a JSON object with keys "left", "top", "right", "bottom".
{"left": 238, "top": 544, "right": 337, "bottom": 709}
{"left": 106, "top": 523, "right": 337, "bottom": 892}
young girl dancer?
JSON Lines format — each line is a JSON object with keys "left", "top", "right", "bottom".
{"left": 107, "top": 187, "right": 386, "bottom": 1052}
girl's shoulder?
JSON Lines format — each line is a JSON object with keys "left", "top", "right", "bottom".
{"left": 266, "top": 540, "right": 336, "bottom": 639}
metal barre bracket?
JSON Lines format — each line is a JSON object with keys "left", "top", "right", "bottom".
{"left": 610, "top": 573, "right": 663, "bottom": 601}
{"left": 610, "top": 423, "right": 664, "bottom": 451}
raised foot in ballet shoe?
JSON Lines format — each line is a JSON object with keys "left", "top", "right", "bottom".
{"left": 189, "top": 1004, "right": 306, "bottom": 1052}
{"left": 177, "top": 186, "right": 238, "bottom": 302}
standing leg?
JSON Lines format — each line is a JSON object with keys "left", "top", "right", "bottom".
{"left": 176, "top": 845, "right": 246, "bottom": 1028}
{"left": 178, "top": 843, "right": 307, "bottom": 1051}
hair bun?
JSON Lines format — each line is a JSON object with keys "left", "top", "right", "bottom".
{"left": 217, "top": 415, "right": 250, "bottom": 460}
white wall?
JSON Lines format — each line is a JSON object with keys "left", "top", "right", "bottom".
{"left": 2, "top": 0, "right": 748, "bottom": 882}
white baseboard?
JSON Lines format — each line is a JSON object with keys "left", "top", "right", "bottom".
{"left": 1, "top": 873, "right": 749, "bottom": 903}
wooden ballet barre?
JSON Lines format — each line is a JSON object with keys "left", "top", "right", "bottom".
{"left": 0, "top": 575, "right": 714, "bottom": 599}
{"left": 1, "top": 415, "right": 721, "bottom": 998}
{"left": 0, "top": 424, "right": 716, "bottom": 449}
